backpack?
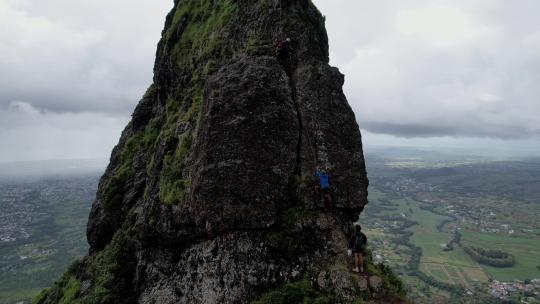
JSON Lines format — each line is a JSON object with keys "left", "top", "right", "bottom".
{"left": 354, "top": 233, "right": 367, "bottom": 251}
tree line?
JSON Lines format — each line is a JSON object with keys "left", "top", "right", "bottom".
{"left": 463, "top": 246, "right": 515, "bottom": 267}
{"left": 443, "top": 231, "right": 461, "bottom": 252}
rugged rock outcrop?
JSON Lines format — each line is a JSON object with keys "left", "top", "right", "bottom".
{"left": 35, "top": 1, "right": 405, "bottom": 303}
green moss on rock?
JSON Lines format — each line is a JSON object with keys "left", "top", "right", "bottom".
{"left": 35, "top": 229, "right": 137, "bottom": 303}
{"left": 159, "top": 132, "right": 193, "bottom": 205}
{"left": 265, "top": 207, "right": 320, "bottom": 260}
{"left": 165, "top": 0, "right": 237, "bottom": 66}
{"left": 33, "top": 261, "right": 82, "bottom": 304}
{"left": 140, "top": 0, "right": 238, "bottom": 207}
{"left": 84, "top": 230, "right": 136, "bottom": 303}
{"left": 101, "top": 117, "right": 162, "bottom": 218}
{"left": 253, "top": 277, "right": 335, "bottom": 304}
{"left": 365, "top": 252, "right": 406, "bottom": 297}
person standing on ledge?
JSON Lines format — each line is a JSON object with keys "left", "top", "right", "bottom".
{"left": 348, "top": 224, "right": 368, "bottom": 273}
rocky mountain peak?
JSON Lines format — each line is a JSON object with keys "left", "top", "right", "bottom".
{"left": 36, "top": 1, "right": 406, "bottom": 303}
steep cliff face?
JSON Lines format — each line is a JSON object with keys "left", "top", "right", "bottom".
{"left": 35, "top": 1, "right": 405, "bottom": 303}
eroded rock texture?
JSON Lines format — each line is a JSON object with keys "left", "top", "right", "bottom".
{"left": 35, "top": 1, "right": 406, "bottom": 303}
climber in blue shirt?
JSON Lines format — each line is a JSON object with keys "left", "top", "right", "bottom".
{"left": 315, "top": 167, "right": 332, "bottom": 207}
{"left": 315, "top": 169, "right": 330, "bottom": 189}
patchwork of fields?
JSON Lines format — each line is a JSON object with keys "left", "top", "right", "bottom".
{"left": 365, "top": 192, "right": 540, "bottom": 284}
{"left": 362, "top": 154, "right": 540, "bottom": 302}
{"left": 461, "top": 230, "right": 540, "bottom": 281}
{"left": 0, "top": 176, "right": 96, "bottom": 304}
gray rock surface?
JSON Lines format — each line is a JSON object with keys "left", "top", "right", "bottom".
{"left": 369, "top": 275, "right": 384, "bottom": 292}
{"left": 357, "top": 276, "right": 369, "bottom": 291}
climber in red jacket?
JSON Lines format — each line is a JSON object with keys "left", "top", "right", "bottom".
{"left": 276, "top": 38, "right": 292, "bottom": 66}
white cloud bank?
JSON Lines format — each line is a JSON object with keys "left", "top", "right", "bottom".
{"left": 0, "top": 0, "right": 171, "bottom": 113}
{"left": 0, "top": 0, "right": 539, "bottom": 162}
{"left": 0, "top": 101, "right": 129, "bottom": 162}
{"left": 0, "top": 0, "right": 171, "bottom": 162}
{"left": 315, "top": 0, "right": 540, "bottom": 139}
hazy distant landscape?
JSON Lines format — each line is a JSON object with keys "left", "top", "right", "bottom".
{"left": 0, "top": 161, "right": 104, "bottom": 304}
{"left": 1, "top": 150, "right": 539, "bottom": 303}
{"left": 362, "top": 148, "right": 540, "bottom": 303}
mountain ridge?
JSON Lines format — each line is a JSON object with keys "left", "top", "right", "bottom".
{"left": 35, "top": 1, "right": 405, "bottom": 303}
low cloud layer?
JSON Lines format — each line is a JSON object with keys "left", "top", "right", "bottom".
{"left": 0, "top": 0, "right": 539, "bottom": 162}
{"left": 0, "top": 0, "right": 171, "bottom": 162}
{"left": 315, "top": 0, "right": 540, "bottom": 139}
{"left": 0, "top": 101, "right": 128, "bottom": 162}
{"left": 0, "top": 0, "right": 171, "bottom": 114}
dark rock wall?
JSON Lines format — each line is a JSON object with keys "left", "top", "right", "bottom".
{"left": 88, "top": 0, "right": 367, "bottom": 254}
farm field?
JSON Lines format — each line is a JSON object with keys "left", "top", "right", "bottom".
{"left": 363, "top": 151, "right": 540, "bottom": 302}
{"left": 461, "top": 230, "right": 540, "bottom": 281}
{"left": 371, "top": 191, "right": 540, "bottom": 286}
{"left": 371, "top": 196, "right": 492, "bottom": 287}
{"left": 0, "top": 288, "right": 44, "bottom": 304}
{"left": 0, "top": 176, "right": 96, "bottom": 304}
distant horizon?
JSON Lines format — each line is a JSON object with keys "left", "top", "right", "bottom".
{"left": 1, "top": 142, "right": 538, "bottom": 166}
{"left": 0, "top": 158, "right": 107, "bottom": 181}
{"left": 1, "top": 129, "right": 539, "bottom": 163}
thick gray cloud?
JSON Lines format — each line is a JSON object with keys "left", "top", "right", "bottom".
{"left": 0, "top": 101, "right": 129, "bottom": 161}
{"left": 0, "top": 0, "right": 171, "bottom": 113}
{"left": 0, "top": 0, "right": 171, "bottom": 162}
{"left": 0, "top": 0, "right": 539, "bottom": 162}
{"left": 314, "top": 0, "right": 540, "bottom": 139}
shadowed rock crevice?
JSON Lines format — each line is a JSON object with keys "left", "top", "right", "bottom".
{"left": 284, "top": 59, "right": 303, "bottom": 175}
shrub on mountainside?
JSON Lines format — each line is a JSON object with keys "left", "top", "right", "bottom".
{"left": 443, "top": 231, "right": 461, "bottom": 252}
{"left": 410, "top": 270, "right": 464, "bottom": 294}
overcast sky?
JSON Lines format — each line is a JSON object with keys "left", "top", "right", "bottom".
{"left": 1, "top": 0, "right": 539, "bottom": 162}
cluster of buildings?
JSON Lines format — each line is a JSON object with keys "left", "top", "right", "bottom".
{"left": 0, "top": 187, "right": 41, "bottom": 244}
{"left": 456, "top": 208, "right": 523, "bottom": 236}
{"left": 419, "top": 196, "right": 528, "bottom": 237}
{"left": 490, "top": 279, "right": 540, "bottom": 300}
{"left": 0, "top": 177, "right": 97, "bottom": 245}
{"left": 370, "top": 242, "right": 394, "bottom": 265}
{"left": 382, "top": 177, "right": 440, "bottom": 194}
